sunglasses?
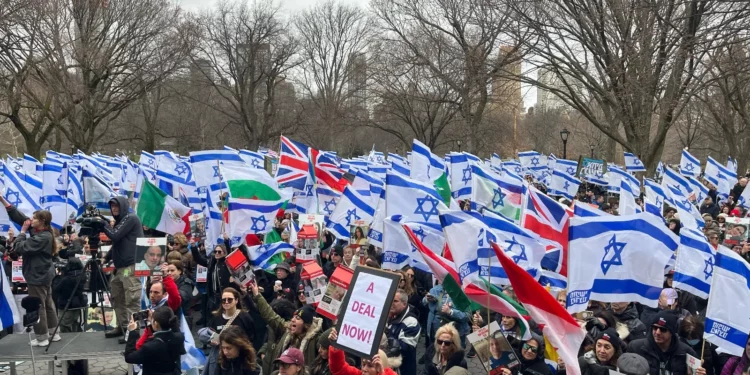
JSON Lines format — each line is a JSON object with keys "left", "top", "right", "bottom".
{"left": 221, "top": 298, "right": 235, "bottom": 303}
{"left": 214, "top": 251, "right": 224, "bottom": 255}
{"left": 437, "top": 339, "right": 453, "bottom": 347}
{"left": 652, "top": 326, "right": 669, "bottom": 333}
{"left": 523, "top": 343, "right": 539, "bottom": 353}
{"left": 279, "top": 363, "right": 295, "bottom": 369}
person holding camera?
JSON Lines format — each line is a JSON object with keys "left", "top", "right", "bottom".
{"left": 101, "top": 196, "right": 144, "bottom": 343}
{"left": 0, "top": 196, "right": 61, "bottom": 346}
{"left": 124, "top": 305, "right": 185, "bottom": 375}
{"left": 52, "top": 256, "right": 87, "bottom": 333}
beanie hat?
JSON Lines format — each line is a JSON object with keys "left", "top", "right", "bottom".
{"left": 294, "top": 304, "right": 315, "bottom": 325}
{"left": 595, "top": 327, "right": 623, "bottom": 352}
{"left": 617, "top": 353, "right": 650, "bottom": 375}
{"left": 651, "top": 310, "right": 679, "bottom": 334}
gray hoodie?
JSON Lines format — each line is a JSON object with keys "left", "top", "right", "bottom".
{"left": 102, "top": 196, "right": 144, "bottom": 268}
{"left": 7, "top": 206, "right": 56, "bottom": 285}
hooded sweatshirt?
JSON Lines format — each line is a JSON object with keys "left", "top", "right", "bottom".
{"left": 103, "top": 196, "right": 144, "bottom": 268}
{"left": 627, "top": 327, "right": 696, "bottom": 375}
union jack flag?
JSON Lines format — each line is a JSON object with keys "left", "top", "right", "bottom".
{"left": 315, "top": 151, "right": 347, "bottom": 192}
{"left": 522, "top": 187, "right": 572, "bottom": 276}
{"left": 277, "top": 136, "right": 312, "bottom": 190}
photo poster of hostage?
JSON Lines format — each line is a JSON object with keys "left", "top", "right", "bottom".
{"left": 296, "top": 217, "right": 322, "bottom": 264}
{"left": 134, "top": 237, "right": 167, "bottom": 277}
{"left": 225, "top": 248, "right": 255, "bottom": 288}
{"left": 724, "top": 217, "right": 749, "bottom": 241}
{"left": 332, "top": 267, "right": 400, "bottom": 358}
{"left": 316, "top": 265, "right": 354, "bottom": 320}
{"left": 301, "top": 262, "right": 327, "bottom": 305}
{"left": 189, "top": 213, "right": 206, "bottom": 240}
{"left": 468, "top": 321, "right": 520, "bottom": 375}
{"left": 349, "top": 223, "right": 369, "bottom": 266}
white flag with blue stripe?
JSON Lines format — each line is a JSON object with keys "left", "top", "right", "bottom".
{"left": 539, "top": 269, "right": 567, "bottom": 291}
{"left": 440, "top": 209, "right": 505, "bottom": 286}
{"left": 703, "top": 247, "right": 750, "bottom": 356}
{"left": 385, "top": 173, "right": 447, "bottom": 231}
{"left": 0, "top": 263, "right": 21, "bottom": 330}
{"left": 228, "top": 195, "right": 291, "bottom": 246}
{"left": 482, "top": 210, "right": 545, "bottom": 281}
{"left": 554, "top": 159, "right": 579, "bottom": 177}
{"left": 619, "top": 179, "right": 642, "bottom": 216}
{"left": 23, "top": 154, "right": 40, "bottom": 176}
{"left": 389, "top": 153, "right": 410, "bottom": 178}
{"left": 410, "top": 139, "right": 445, "bottom": 182}
{"left": 326, "top": 186, "right": 376, "bottom": 240}
{"left": 573, "top": 202, "right": 610, "bottom": 218}
{"left": 448, "top": 153, "right": 478, "bottom": 201}
{"left": 316, "top": 185, "right": 341, "bottom": 217}
{"left": 239, "top": 149, "right": 265, "bottom": 169}
{"left": 624, "top": 152, "right": 646, "bottom": 172}
{"left": 655, "top": 161, "right": 665, "bottom": 180}
{"left": 686, "top": 176, "right": 708, "bottom": 203}
{"left": 644, "top": 179, "right": 666, "bottom": 217}
{"left": 4, "top": 164, "right": 42, "bottom": 224}
{"left": 503, "top": 160, "right": 523, "bottom": 176}
{"left": 367, "top": 188, "right": 386, "bottom": 247}
{"left": 680, "top": 150, "right": 701, "bottom": 178}
{"left": 381, "top": 216, "right": 437, "bottom": 273}
{"left": 567, "top": 213, "right": 678, "bottom": 313}
{"left": 41, "top": 161, "right": 78, "bottom": 229}
{"left": 549, "top": 169, "right": 581, "bottom": 200}
{"left": 705, "top": 156, "right": 736, "bottom": 202}
{"left": 674, "top": 228, "right": 718, "bottom": 300}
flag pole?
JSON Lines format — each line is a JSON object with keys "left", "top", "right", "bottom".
{"left": 700, "top": 338, "right": 706, "bottom": 361}
{"left": 216, "top": 160, "right": 226, "bottom": 236}
{"left": 487, "top": 246, "right": 492, "bottom": 375}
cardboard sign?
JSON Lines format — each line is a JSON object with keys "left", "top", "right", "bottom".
{"left": 189, "top": 213, "right": 206, "bottom": 240}
{"left": 332, "top": 267, "right": 400, "bottom": 358}
{"left": 316, "top": 265, "right": 354, "bottom": 320}
{"left": 468, "top": 322, "right": 520, "bottom": 375}
{"left": 577, "top": 157, "right": 608, "bottom": 179}
{"left": 134, "top": 237, "right": 167, "bottom": 277}
{"left": 350, "top": 224, "right": 369, "bottom": 266}
{"left": 296, "top": 224, "right": 320, "bottom": 263}
{"left": 196, "top": 265, "right": 208, "bottom": 283}
{"left": 686, "top": 353, "right": 700, "bottom": 375}
{"left": 301, "top": 262, "right": 327, "bottom": 305}
{"left": 225, "top": 249, "right": 254, "bottom": 288}
{"left": 11, "top": 261, "right": 25, "bottom": 282}
{"left": 725, "top": 217, "right": 749, "bottom": 241}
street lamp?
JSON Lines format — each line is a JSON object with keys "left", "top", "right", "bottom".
{"left": 559, "top": 128, "right": 570, "bottom": 159}
{"left": 457, "top": 140, "right": 462, "bottom": 152}
{"left": 589, "top": 144, "right": 595, "bottom": 158}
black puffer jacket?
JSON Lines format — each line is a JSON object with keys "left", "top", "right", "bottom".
{"left": 627, "top": 331, "right": 697, "bottom": 375}
{"left": 103, "top": 196, "right": 144, "bottom": 268}
{"left": 52, "top": 257, "right": 87, "bottom": 309}
{"left": 215, "top": 357, "right": 260, "bottom": 375}
{"left": 609, "top": 304, "right": 648, "bottom": 343}
{"left": 124, "top": 329, "right": 186, "bottom": 375}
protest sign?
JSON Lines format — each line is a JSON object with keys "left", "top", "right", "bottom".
{"left": 316, "top": 265, "right": 354, "bottom": 320}
{"left": 301, "top": 262, "right": 327, "bottom": 305}
{"left": 189, "top": 213, "right": 206, "bottom": 240}
{"left": 196, "top": 265, "right": 208, "bottom": 283}
{"left": 296, "top": 224, "right": 320, "bottom": 264}
{"left": 225, "top": 248, "right": 254, "bottom": 288}
{"left": 686, "top": 354, "right": 700, "bottom": 375}
{"left": 577, "top": 157, "right": 608, "bottom": 178}
{"left": 468, "top": 322, "right": 520, "bottom": 375}
{"left": 725, "top": 217, "right": 749, "bottom": 241}
{"left": 332, "top": 267, "right": 400, "bottom": 358}
{"left": 134, "top": 237, "right": 166, "bottom": 277}
{"left": 12, "top": 261, "right": 24, "bottom": 282}
{"left": 350, "top": 224, "right": 369, "bottom": 266}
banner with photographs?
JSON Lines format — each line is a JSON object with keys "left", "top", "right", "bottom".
{"left": 226, "top": 248, "right": 254, "bottom": 288}
{"left": 316, "top": 265, "right": 354, "bottom": 320}
{"left": 350, "top": 223, "right": 369, "bottom": 266}
{"left": 468, "top": 322, "right": 520, "bottom": 375}
{"left": 196, "top": 265, "right": 208, "bottom": 283}
{"left": 134, "top": 237, "right": 167, "bottom": 277}
{"left": 296, "top": 224, "right": 320, "bottom": 263}
{"left": 11, "top": 261, "right": 24, "bottom": 282}
{"left": 301, "top": 262, "right": 327, "bottom": 305}
{"left": 189, "top": 213, "right": 206, "bottom": 240}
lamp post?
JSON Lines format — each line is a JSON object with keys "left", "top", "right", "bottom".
{"left": 589, "top": 144, "right": 595, "bottom": 158}
{"left": 559, "top": 128, "right": 570, "bottom": 159}
{"left": 457, "top": 140, "right": 462, "bottom": 152}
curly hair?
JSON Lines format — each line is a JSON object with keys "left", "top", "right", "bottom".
{"left": 218, "top": 326, "right": 257, "bottom": 371}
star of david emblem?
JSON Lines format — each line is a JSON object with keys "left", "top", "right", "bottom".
{"left": 345, "top": 209, "right": 360, "bottom": 226}
{"left": 323, "top": 199, "right": 336, "bottom": 215}
{"left": 595, "top": 172, "right": 604, "bottom": 180}
{"left": 505, "top": 237, "right": 527, "bottom": 264}
{"left": 6, "top": 188, "right": 20, "bottom": 206}
{"left": 412, "top": 227, "right": 427, "bottom": 243}
{"left": 530, "top": 157, "right": 539, "bottom": 167}
{"left": 563, "top": 181, "right": 570, "bottom": 191}
{"left": 305, "top": 184, "right": 314, "bottom": 197}
{"left": 655, "top": 197, "right": 661, "bottom": 207}
{"left": 147, "top": 158, "right": 155, "bottom": 167}
{"left": 601, "top": 234, "right": 625, "bottom": 275}
{"left": 251, "top": 158, "right": 260, "bottom": 168}
{"left": 462, "top": 166, "right": 471, "bottom": 185}
{"left": 67, "top": 188, "right": 73, "bottom": 196}
{"left": 514, "top": 166, "right": 522, "bottom": 174}
{"left": 491, "top": 188, "right": 506, "bottom": 209}
{"left": 174, "top": 164, "right": 187, "bottom": 176}
{"left": 685, "top": 163, "right": 695, "bottom": 172}
{"left": 212, "top": 166, "right": 222, "bottom": 178}
{"left": 13, "top": 163, "right": 21, "bottom": 171}
{"left": 566, "top": 167, "right": 575, "bottom": 175}
{"left": 414, "top": 195, "right": 440, "bottom": 221}
{"left": 633, "top": 159, "right": 641, "bottom": 165}
{"left": 57, "top": 176, "right": 64, "bottom": 186}
{"left": 704, "top": 257, "right": 714, "bottom": 280}
{"left": 250, "top": 215, "right": 268, "bottom": 232}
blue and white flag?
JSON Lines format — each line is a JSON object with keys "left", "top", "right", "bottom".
{"left": 624, "top": 152, "right": 646, "bottom": 172}
{"left": 41, "top": 161, "right": 78, "bottom": 229}
{"left": 4, "top": 164, "right": 42, "bottom": 222}
{"left": 246, "top": 242, "right": 295, "bottom": 270}
{"left": 410, "top": 139, "right": 445, "bottom": 183}
{"left": 674, "top": 228, "right": 718, "bottom": 300}
{"left": 705, "top": 156, "right": 736, "bottom": 202}
{"left": 368, "top": 164, "right": 388, "bottom": 181}
{"left": 389, "top": 153, "right": 410, "bottom": 178}
{"left": 0, "top": 264, "right": 21, "bottom": 330}
{"left": 680, "top": 150, "right": 701, "bottom": 178}
{"left": 326, "top": 186, "right": 376, "bottom": 240}
{"left": 664, "top": 184, "right": 705, "bottom": 230}
{"left": 539, "top": 269, "right": 568, "bottom": 291}
{"left": 491, "top": 153, "right": 502, "bottom": 169}
{"left": 655, "top": 161, "right": 665, "bottom": 180}
{"left": 316, "top": 185, "right": 341, "bottom": 217}
{"left": 581, "top": 165, "right": 608, "bottom": 187}
{"left": 23, "top": 154, "right": 40, "bottom": 176}
{"left": 619, "top": 179, "right": 642, "bottom": 216}
{"left": 573, "top": 202, "right": 610, "bottom": 218}
{"left": 554, "top": 159, "right": 579, "bottom": 177}
{"left": 662, "top": 166, "right": 693, "bottom": 198}
{"left": 482, "top": 210, "right": 545, "bottom": 281}
{"left": 287, "top": 175, "right": 316, "bottom": 215}
{"left": 82, "top": 163, "right": 118, "bottom": 212}
{"left": 448, "top": 153, "right": 478, "bottom": 200}
{"left": 381, "top": 216, "right": 436, "bottom": 273}
{"left": 367, "top": 188, "right": 386, "bottom": 247}
{"left": 386, "top": 173, "right": 447, "bottom": 231}
{"left": 567, "top": 213, "right": 678, "bottom": 313}
{"left": 239, "top": 149, "right": 265, "bottom": 169}
{"left": 686, "top": 177, "right": 709, "bottom": 203}
{"left": 549, "top": 170, "right": 580, "bottom": 200}
{"left": 470, "top": 164, "right": 525, "bottom": 223}
{"left": 189, "top": 150, "right": 244, "bottom": 189}
{"left": 503, "top": 160, "right": 523, "bottom": 176}
{"left": 440, "top": 209, "right": 503, "bottom": 286}
{"left": 644, "top": 179, "right": 666, "bottom": 217}
{"left": 607, "top": 166, "right": 629, "bottom": 193}
{"left": 519, "top": 151, "right": 545, "bottom": 172}
{"left": 703, "top": 247, "right": 750, "bottom": 356}
{"left": 228, "top": 195, "right": 290, "bottom": 245}
{"left": 727, "top": 157, "right": 738, "bottom": 173}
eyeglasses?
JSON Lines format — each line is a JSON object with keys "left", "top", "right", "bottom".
{"left": 221, "top": 298, "right": 235, "bottom": 303}
{"left": 437, "top": 339, "right": 453, "bottom": 347}
{"left": 522, "top": 343, "right": 539, "bottom": 353}
{"left": 652, "top": 326, "right": 669, "bottom": 333}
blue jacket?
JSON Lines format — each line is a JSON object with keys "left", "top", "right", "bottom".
{"left": 422, "top": 284, "right": 470, "bottom": 341}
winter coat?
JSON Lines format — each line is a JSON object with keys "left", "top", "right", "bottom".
{"left": 386, "top": 305, "right": 421, "bottom": 375}
{"left": 174, "top": 275, "right": 195, "bottom": 314}
{"left": 701, "top": 203, "right": 720, "bottom": 219}
{"left": 191, "top": 243, "right": 233, "bottom": 302}
{"left": 683, "top": 338, "right": 716, "bottom": 375}
{"left": 198, "top": 310, "right": 257, "bottom": 375}
{"left": 124, "top": 329, "right": 185, "bottom": 375}
{"left": 516, "top": 333, "right": 553, "bottom": 375}
{"left": 577, "top": 350, "right": 617, "bottom": 375}
{"left": 609, "top": 304, "right": 648, "bottom": 343}
{"left": 422, "top": 284, "right": 471, "bottom": 342}
{"left": 424, "top": 346, "right": 468, "bottom": 375}
{"left": 328, "top": 346, "right": 397, "bottom": 375}
{"left": 136, "top": 276, "right": 183, "bottom": 350}
{"left": 8, "top": 205, "right": 55, "bottom": 286}
{"left": 214, "top": 357, "right": 261, "bottom": 375}
{"left": 627, "top": 329, "right": 697, "bottom": 375}
{"left": 102, "top": 196, "right": 144, "bottom": 268}
{"left": 253, "top": 293, "right": 323, "bottom": 375}
{"left": 52, "top": 257, "right": 87, "bottom": 309}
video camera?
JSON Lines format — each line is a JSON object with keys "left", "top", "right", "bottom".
{"left": 76, "top": 204, "right": 107, "bottom": 251}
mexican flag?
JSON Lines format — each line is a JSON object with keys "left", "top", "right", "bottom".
{"left": 221, "top": 163, "right": 283, "bottom": 201}
{"left": 137, "top": 180, "right": 191, "bottom": 234}
{"left": 493, "top": 242, "right": 585, "bottom": 375}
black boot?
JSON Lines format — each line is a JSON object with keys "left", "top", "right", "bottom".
{"left": 104, "top": 327, "right": 123, "bottom": 338}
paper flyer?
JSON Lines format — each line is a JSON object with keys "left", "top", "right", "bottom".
{"left": 316, "top": 265, "right": 354, "bottom": 320}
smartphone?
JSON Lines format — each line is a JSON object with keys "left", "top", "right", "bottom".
{"left": 580, "top": 310, "right": 594, "bottom": 320}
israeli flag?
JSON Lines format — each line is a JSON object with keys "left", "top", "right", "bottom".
{"left": 674, "top": 228, "right": 718, "bottom": 300}
{"left": 686, "top": 177, "right": 709, "bottom": 203}
{"left": 368, "top": 164, "right": 388, "bottom": 181}
{"left": 619, "top": 179, "right": 642, "bottom": 216}
{"left": 388, "top": 153, "right": 410, "bottom": 178}
{"left": 624, "top": 152, "right": 646, "bottom": 172}
{"left": 644, "top": 178, "right": 666, "bottom": 217}
{"left": 705, "top": 156, "right": 736, "bottom": 201}
{"left": 554, "top": 159, "right": 579, "bottom": 177}
{"left": 449, "top": 152, "right": 478, "bottom": 200}
{"left": 287, "top": 175, "right": 317, "bottom": 215}
{"left": 41, "top": 161, "right": 78, "bottom": 229}
{"left": 539, "top": 269, "right": 568, "bottom": 290}
{"left": 189, "top": 150, "right": 244, "bottom": 190}
{"left": 0, "top": 263, "right": 21, "bottom": 330}
{"left": 410, "top": 139, "right": 445, "bottom": 182}
{"left": 403, "top": 221, "right": 444, "bottom": 272}
{"left": 228, "top": 196, "right": 290, "bottom": 245}
{"left": 385, "top": 173, "right": 447, "bottom": 231}
{"left": 503, "top": 159, "right": 523, "bottom": 176}
{"left": 662, "top": 166, "right": 693, "bottom": 198}
{"left": 382, "top": 216, "right": 426, "bottom": 272}
{"left": 239, "top": 149, "right": 265, "bottom": 170}
{"left": 23, "top": 154, "right": 40, "bottom": 176}
{"left": 655, "top": 161, "right": 665, "bottom": 180}
{"left": 325, "top": 186, "right": 376, "bottom": 240}
{"left": 316, "top": 185, "right": 341, "bottom": 217}
{"left": 704, "top": 247, "right": 750, "bottom": 356}
{"left": 139, "top": 151, "right": 157, "bottom": 170}
{"left": 665, "top": 184, "right": 705, "bottom": 230}
{"left": 573, "top": 202, "right": 610, "bottom": 217}
{"left": 491, "top": 153, "right": 502, "bottom": 169}
{"left": 367, "top": 188, "right": 386, "bottom": 247}
{"left": 482, "top": 210, "right": 545, "bottom": 280}
{"left": 549, "top": 169, "right": 581, "bottom": 201}
{"left": 440, "top": 209, "right": 504, "bottom": 286}
{"left": 679, "top": 150, "right": 701, "bottom": 178}
{"left": 567, "top": 213, "right": 678, "bottom": 313}
{"left": 727, "top": 157, "right": 738, "bottom": 173}
{"left": 3, "top": 164, "right": 42, "bottom": 223}
{"left": 519, "top": 151, "right": 546, "bottom": 172}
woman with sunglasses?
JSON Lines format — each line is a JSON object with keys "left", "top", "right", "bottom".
{"left": 515, "top": 333, "right": 553, "bottom": 375}
{"left": 198, "top": 287, "right": 256, "bottom": 375}
{"left": 424, "top": 323, "right": 468, "bottom": 375}
{"left": 191, "top": 238, "right": 234, "bottom": 316}
{"left": 216, "top": 326, "right": 260, "bottom": 375}
{"left": 327, "top": 328, "right": 397, "bottom": 375}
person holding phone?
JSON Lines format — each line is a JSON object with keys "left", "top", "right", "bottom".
{"left": 124, "top": 306, "right": 185, "bottom": 375}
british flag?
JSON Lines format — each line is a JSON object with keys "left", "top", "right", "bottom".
{"left": 522, "top": 187, "right": 572, "bottom": 276}
{"left": 315, "top": 151, "right": 348, "bottom": 192}
{"left": 277, "top": 136, "right": 312, "bottom": 190}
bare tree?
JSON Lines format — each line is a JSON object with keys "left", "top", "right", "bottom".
{"left": 191, "top": 0, "right": 299, "bottom": 150}
{"left": 295, "top": 0, "right": 374, "bottom": 150}
{"left": 515, "top": 0, "right": 750, "bottom": 170}
{"left": 371, "top": 0, "right": 528, "bottom": 154}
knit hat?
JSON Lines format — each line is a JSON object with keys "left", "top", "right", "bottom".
{"left": 617, "top": 353, "right": 650, "bottom": 375}
{"left": 651, "top": 310, "right": 678, "bottom": 334}
{"left": 594, "top": 328, "right": 623, "bottom": 352}
{"left": 318, "top": 330, "right": 331, "bottom": 349}
{"left": 331, "top": 245, "right": 344, "bottom": 257}
{"left": 294, "top": 304, "right": 315, "bottom": 325}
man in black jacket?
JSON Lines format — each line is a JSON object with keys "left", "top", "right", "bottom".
{"left": 102, "top": 196, "right": 144, "bottom": 342}
{"left": 52, "top": 257, "right": 88, "bottom": 333}
{"left": 627, "top": 311, "right": 697, "bottom": 375}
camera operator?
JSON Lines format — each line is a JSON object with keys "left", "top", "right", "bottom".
{"left": 101, "top": 196, "right": 144, "bottom": 343}
{"left": 1, "top": 196, "right": 60, "bottom": 346}
{"left": 124, "top": 306, "right": 185, "bottom": 375}
{"left": 52, "top": 256, "right": 87, "bottom": 332}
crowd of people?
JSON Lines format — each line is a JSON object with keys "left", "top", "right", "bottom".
{"left": 2, "top": 175, "right": 750, "bottom": 375}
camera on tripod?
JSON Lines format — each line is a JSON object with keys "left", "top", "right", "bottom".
{"left": 76, "top": 204, "right": 107, "bottom": 250}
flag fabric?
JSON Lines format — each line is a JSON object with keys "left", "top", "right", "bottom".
{"left": 385, "top": 173, "right": 447, "bottom": 231}
{"left": 41, "top": 161, "right": 77, "bottom": 230}
{"left": 326, "top": 186, "right": 376, "bottom": 240}
{"left": 624, "top": 152, "right": 646, "bottom": 172}
{"left": 549, "top": 169, "right": 581, "bottom": 200}
{"left": 567, "top": 213, "right": 678, "bottom": 313}
{"left": 643, "top": 179, "right": 667, "bottom": 217}
{"left": 381, "top": 216, "right": 437, "bottom": 272}
{"left": 492, "top": 242, "right": 585, "bottom": 375}
{"left": 82, "top": 164, "right": 117, "bottom": 212}
{"left": 238, "top": 149, "right": 265, "bottom": 169}
{"left": 618, "top": 179, "right": 642, "bottom": 216}
{"left": 227, "top": 196, "right": 290, "bottom": 245}
{"left": 220, "top": 163, "right": 282, "bottom": 201}
{"left": 503, "top": 160, "right": 523, "bottom": 176}
{"left": 0, "top": 263, "right": 21, "bottom": 330}
{"left": 703, "top": 247, "right": 750, "bottom": 356}
{"left": 686, "top": 177, "right": 709, "bottom": 203}
{"left": 607, "top": 166, "right": 629, "bottom": 194}
{"left": 389, "top": 153, "right": 410, "bottom": 178}
{"left": 554, "top": 159, "right": 579, "bottom": 177}
{"left": 367, "top": 188, "right": 386, "bottom": 247}
{"left": 705, "top": 156, "right": 736, "bottom": 203}
{"left": 316, "top": 185, "right": 341, "bottom": 216}
{"left": 4, "top": 163, "right": 42, "bottom": 224}
{"left": 519, "top": 151, "right": 545, "bottom": 172}
{"left": 662, "top": 166, "right": 693, "bottom": 199}
{"left": 680, "top": 150, "right": 701, "bottom": 178}
{"left": 178, "top": 310, "right": 206, "bottom": 371}
{"left": 674, "top": 228, "right": 718, "bottom": 300}
{"left": 727, "top": 157, "right": 738, "bottom": 173}
{"left": 315, "top": 151, "right": 347, "bottom": 192}
{"left": 448, "top": 153, "right": 478, "bottom": 201}
{"left": 246, "top": 243, "right": 295, "bottom": 271}
{"left": 572, "top": 202, "right": 609, "bottom": 218}
{"left": 286, "top": 175, "right": 316, "bottom": 215}
{"left": 410, "top": 140, "right": 451, "bottom": 204}
{"left": 189, "top": 150, "right": 244, "bottom": 190}
{"left": 23, "top": 154, "right": 40, "bottom": 176}
{"left": 522, "top": 187, "right": 571, "bottom": 276}
{"left": 483, "top": 210, "right": 545, "bottom": 281}
{"left": 539, "top": 269, "right": 568, "bottom": 290}
{"left": 136, "top": 180, "right": 191, "bottom": 235}
{"left": 277, "top": 136, "right": 313, "bottom": 190}
{"left": 470, "top": 164, "right": 525, "bottom": 223}
{"left": 655, "top": 161, "right": 665, "bottom": 180}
